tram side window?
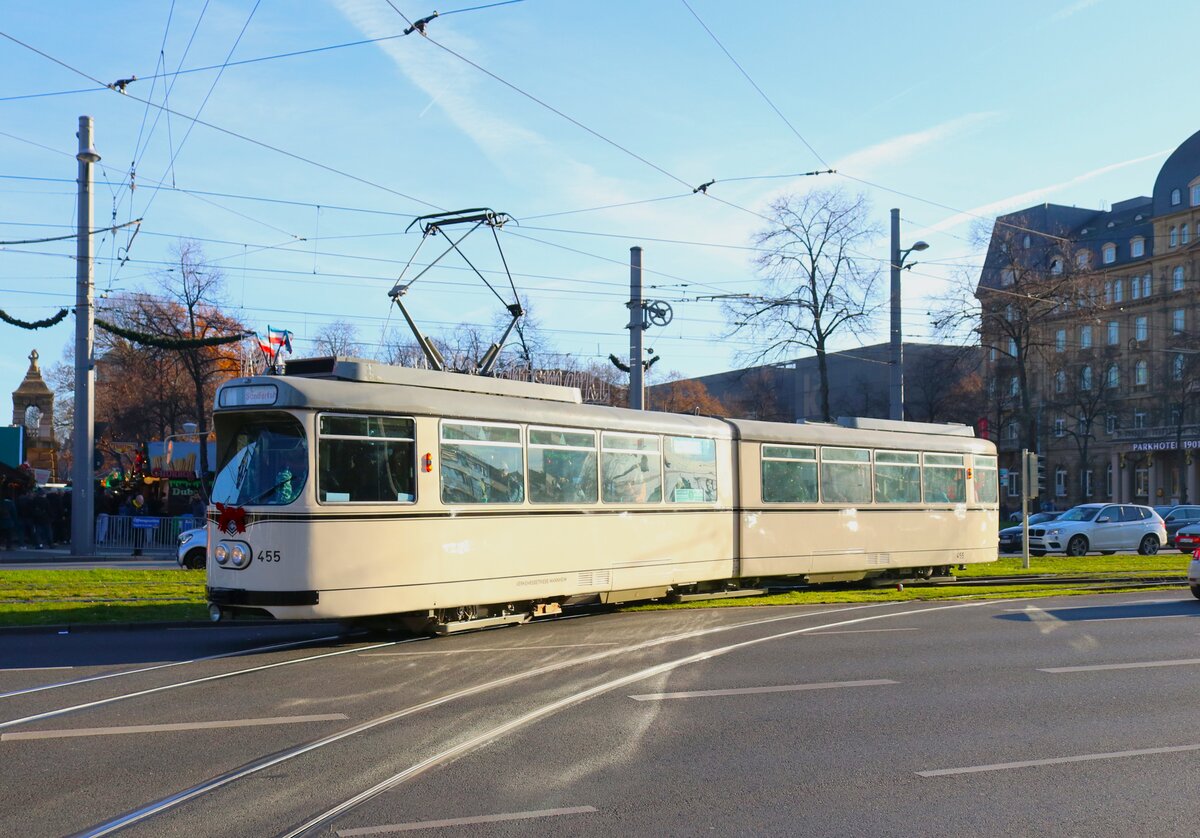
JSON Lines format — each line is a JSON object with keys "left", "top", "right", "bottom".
{"left": 528, "top": 428, "right": 598, "bottom": 504}
{"left": 923, "top": 453, "right": 966, "bottom": 504}
{"left": 972, "top": 454, "right": 999, "bottom": 504}
{"left": 601, "top": 433, "right": 662, "bottom": 503}
{"left": 664, "top": 437, "right": 717, "bottom": 502}
{"left": 440, "top": 422, "right": 524, "bottom": 504}
{"left": 874, "top": 451, "right": 921, "bottom": 503}
{"left": 318, "top": 414, "right": 415, "bottom": 503}
{"left": 821, "top": 447, "right": 872, "bottom": 504}
{"left": 761, "top": 445, "right": 817, "bottom": 503}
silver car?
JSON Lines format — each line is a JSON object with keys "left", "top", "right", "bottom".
{"left": 1027, "top": 503, "right": 1165, "bottom": 557}
{"left": 177, "top": 527, "right": 208, "bottom": 570}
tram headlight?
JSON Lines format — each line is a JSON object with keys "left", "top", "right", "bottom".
{"left": 229, "top": 543, "right": 250, "bottom": 569}
{"left": 214, "top": 543, "right": 229, "bottom": 565}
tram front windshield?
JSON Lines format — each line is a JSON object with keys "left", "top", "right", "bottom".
{"left": 212, "top": 413, "right": 308, "bottom": 506}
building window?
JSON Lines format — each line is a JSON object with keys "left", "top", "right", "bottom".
{"left": 1005, "top": 304, "right": 1016, "bottom": 321}
{"left": 1103, "top": 281, "right": 1112, "bottom": 304}
{"left": 1054, "top": 330, "right": 1065, "bottom": 352}
{"left": 1054, "top": 370, "right": 1066, "bottom": 393}
{"left": 1006, "top": 471, "right": 1021, "bottom": 497}
{"left": 1106, "top": 363, "right": 1120, "bottom": 388}
{"left": 1083, "top": 469, "right": 1094, "bottom": 498}
{"left": 1051, "top": 257, "right": 1064, "bottom": 275}
{"left": 1174, "top": 266, "right": 1185, "bottom": 290}
{"left": 989, "top": 345, "right": 997, "bottom": 362}
{"left": 1131, "top": 237, "right": 1145, "bottom": 258}
{"left": 1185, "top": 224, "right": 1192, "bottom": 246}
{"left": 1172, "top": 406, "right": 1183, "bottom": 426}
{"left": 1193, "top": 183, "right": 1200, "bottom": 206}
{"left": 1105, "top": 463, "right": 1113, "bottom": 497}
{"left": 1077, "top": 415, "right": 1089, "bottom": 435}
{"left": 1080, "top": 365, "right": 1093, "bottom": 390}
{"left": 1009, "top": 376, "right": 1019, "bottom": 397}
{"left": 1054, "top": 417, "right": 1065, "bottom": 437}
{"left": 1102, "top": 243, "right": 1116, "bottom": 264}
{"left": 1135, "top": 468, "right": 1149, "bottom": 497}
{"left": 1005, "top": 421, "right": 1019, "bottom": 441}
{"left": 1136, "top": 316, "right": 1148, "bottom": 341}
{"left": 1135, "top": 359, "right": 1149, "bottom": 386}
{"left": 1172, "top": 188, "right": 1182, "bottom": 206}
{"left": 1143, "top": 273, "right": 1152, "bottom": 296}
{"left": 1174, "top": 354, "right": 1186, "bottom": 381}
{"left": 1174, "top": 309, "right": 1186, "bottom": 334}
{"left": 1106, "top": 414, "right": 1118, "bottom": 434}
{"left": 1008, "top": 337, "right": 1018, "bottom": 357}
{"left": 1001, "top": 268, "right": 1015, "bottom": 286}
{"left": 1107, "top": 321, "right": 1119, "bottom": 344}
{"left": 1132, "top": 278, "right": 1142, "bottom": 300}
{"left": 1023, "top": 234, "right": 1031, "bottom": 248}
{"left": 1055, "top": 466, "right": 1067, "bottom": 497}
{"left": 1114, "top": 279, "right": 1124, "bottom": 302}
{"left": 1134, "top": 410, "right": 1147, "bottom": 428}
{"left": 1171, "top": 227, "right": 1179, "bottom": 248}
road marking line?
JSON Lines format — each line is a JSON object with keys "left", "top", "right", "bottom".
{"left": 1, "top": 713, "right": 348, "bottom": 741}
{"left": 359, "top": 643, "right": 618, "bottom": 657}
{"left": 337, "top": 806, "right": 598, "bottom": 835}
{"left": 630, "top": 679, "right": 896, "bottom": 701}
{"left": 1040, "top": 657, "right": 1200, "bottom": 673}
{"left": 0, "top": 666, "right": 73, "bottom": 673}
{"left": 806, "top": 627, "right": 919, "bottom": 635}
{"left": 918, "top": 743, "right": 1200, "bottom": 777}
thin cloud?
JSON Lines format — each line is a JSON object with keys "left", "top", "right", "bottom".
{"left": 1050, "top": 0, "right": 1102, "bottom": 23}
{"left": 918, "top": 148, "right": 1172, "bottom": 235}
{"left": 832, "top": 113, "right": 999, "bottom": 178}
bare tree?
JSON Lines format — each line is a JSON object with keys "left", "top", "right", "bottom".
{"left": 725, "top": 188, "right": 881, "bottom": 421}
{"left": 312, "top": 319, "right": 362, "bottom": 357}
{"left": 1050, "top": 359, "right": 1120, "bottom": 503}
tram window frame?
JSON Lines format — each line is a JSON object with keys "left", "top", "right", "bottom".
{"left": 439, "top": 420, "right": 525, "bottom": 505}
{"left": 923, "top": 452, "right": 967, "bottom": 504}
{"left": 316, "top": 413, "right": 416, "bottom": 505}
{"left": 527, "top": 426, "right": 598, "bottom": 504}
{"left": 664, "top": 436, "right": 718, "bottom": 503}
{"left": 971, "top": 454, "right": 999, "bottom": 505}
{"left": 820, "top": 447, "right": 872, "bottom": 505}
{"left": 873, "top": 450, "right": 922, "bottom": 503}
{"left": 760, "top": 444, "right": 818, "bottom": 503}
{"left": 601, "top": 432, "right": 663, "bottom": 504}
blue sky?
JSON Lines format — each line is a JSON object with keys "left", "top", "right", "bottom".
{"left": 1, "top": 0, "right": 1195, "bottom": 406}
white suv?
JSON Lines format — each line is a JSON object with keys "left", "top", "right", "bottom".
{"left": 1027, "top": 503, "right": 1166, "bottom": 557}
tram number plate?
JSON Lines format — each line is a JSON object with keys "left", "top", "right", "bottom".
{"left": 257, "top": 550, "right": 282, "bottom": 563}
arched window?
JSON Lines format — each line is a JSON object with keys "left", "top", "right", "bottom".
{"left": 1174, "top": 354, "right": 1186, "bottom": 381}
{"left": 1076, "top": 250, "right": 1090, "bottom": 269}
{"left": 1131, "top": 236, "right": 1145, "bottom": 258}
{"left": 1022, "top": 234, "right": 1031, "bottom": 249}
{"left": 1106, "top": 363, "right": 1120, "bottom": 388}
{"left": 1174, "top": 266, "right": 1185, "bottom": 290}
{"left": 1080, "top": 365, "right": 1093, "bottom": 390}
{"left": 1172, "top": 188, "right": 1182, "bottom": 206}
{"left": 1135, "top": 360, "right": 1148, "bottom": 386}
{"left": 1055, "top": 370, "right": 1066, "bottom": 393}
{"left": 1050, "top": 257, "right": 1064, "bottom": 275}
{"left": 1102, "top": 243, "right": 1116, "bottom": 264}
{"left": 1193, "top": 181, "right": 1200, "bottom": 206}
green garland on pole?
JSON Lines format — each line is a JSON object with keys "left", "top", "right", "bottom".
{"left": 95, "top": 317, "right": 251, "bottom": 349}
{"left": 0, "top": 308, "right": 69, "bottom": 330}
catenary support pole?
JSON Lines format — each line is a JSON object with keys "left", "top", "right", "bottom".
{"left": 628, "top": 246, "right": 644, "bottom": 410}
{"left": 71, "top": 116, "right": 98, "bottom": 556}
{"left": 889, "top": 208, "right": 903, "bottom": 421}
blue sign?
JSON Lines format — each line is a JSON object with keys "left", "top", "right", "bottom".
{"left": 132, "top": 517, "right": 160, "bottom": 529}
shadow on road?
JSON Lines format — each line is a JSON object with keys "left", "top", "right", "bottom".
{"left": 997, "top": 599, "right": 1200, "bottom": 623}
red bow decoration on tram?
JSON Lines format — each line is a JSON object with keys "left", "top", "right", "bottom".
{"left": 215, "top": 503, "right": 247, "bottom": 535}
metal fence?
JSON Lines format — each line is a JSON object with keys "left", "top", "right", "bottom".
{"left": 94, "top": 514, "right": 205, "bottom": 555}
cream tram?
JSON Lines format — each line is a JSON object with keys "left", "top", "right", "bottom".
{"left": 205, "top": 358, "right": 998, "bottom": 631}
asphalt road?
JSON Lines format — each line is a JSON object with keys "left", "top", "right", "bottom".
{"left": 2, "top": 593, "right": 1200, "bottom": 837}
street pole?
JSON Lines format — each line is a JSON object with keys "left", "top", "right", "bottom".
{"left": 1021, "top": 448, "right": 1031, "bottom": 570}
{"left": 71, "top": 116, "right": 99, "bottom": 556}
{"left": 889, "top": 207, "right": 903, "bottom": 421}
{"left": 628, "top": 246, "right": 644, "bottom": 410}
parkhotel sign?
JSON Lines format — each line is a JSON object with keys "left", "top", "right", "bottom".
{"left": 1129, "top": 439, "right": 1200, "bottom": 452}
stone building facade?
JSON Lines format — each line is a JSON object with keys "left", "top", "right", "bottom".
{"left": 979, "top": 129, "right": 1200, "bottom": 508}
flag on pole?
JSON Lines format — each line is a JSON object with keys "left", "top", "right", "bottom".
{"left": 268, "top": 325, "right": 293, "bottom": 354}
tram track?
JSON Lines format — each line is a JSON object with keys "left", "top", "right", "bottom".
{"left": 71, "top": 600, "right": 1006, "bottom": 838}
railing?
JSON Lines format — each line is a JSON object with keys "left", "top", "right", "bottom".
{"left": 94, "top": 515, "right": 205, "bottom": 555}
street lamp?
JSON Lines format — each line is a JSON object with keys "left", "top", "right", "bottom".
{"left": 889, "top": 207, "right": 929, "bottom": 421}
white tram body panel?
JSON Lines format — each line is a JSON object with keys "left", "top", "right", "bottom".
{"left": 205, "top": 359, "right": 997, "bottom": 622}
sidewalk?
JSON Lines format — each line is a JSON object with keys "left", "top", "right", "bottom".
{"left": 0, "top": 546, "right": 176, "bottom": 567}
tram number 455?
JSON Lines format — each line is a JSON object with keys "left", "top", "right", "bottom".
{"left": 257, "top": 550, "right": 282, "bottom": 563}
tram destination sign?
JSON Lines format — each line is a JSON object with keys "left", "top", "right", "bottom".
{"left": 1129, "top": 439, "right": 1200, "bottom": 452}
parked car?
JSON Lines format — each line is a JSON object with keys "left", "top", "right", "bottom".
{"left": 177, "top": 527, "right": 208, "bottom": 569}
{"left": 1154, "top": 505, "right": 1177, "bottom": 519}
{"left": 998, "top": 511, "right": 1063, "bottom": 553}
{"left": 1175, "top": 524, "right": 1200, "bottom": 554}
{"left": 1027, "top": 503, "right": 1166, "bottom": 557}
{"left": 1161, "top": 505, "right": 1200, "bottom": 546}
